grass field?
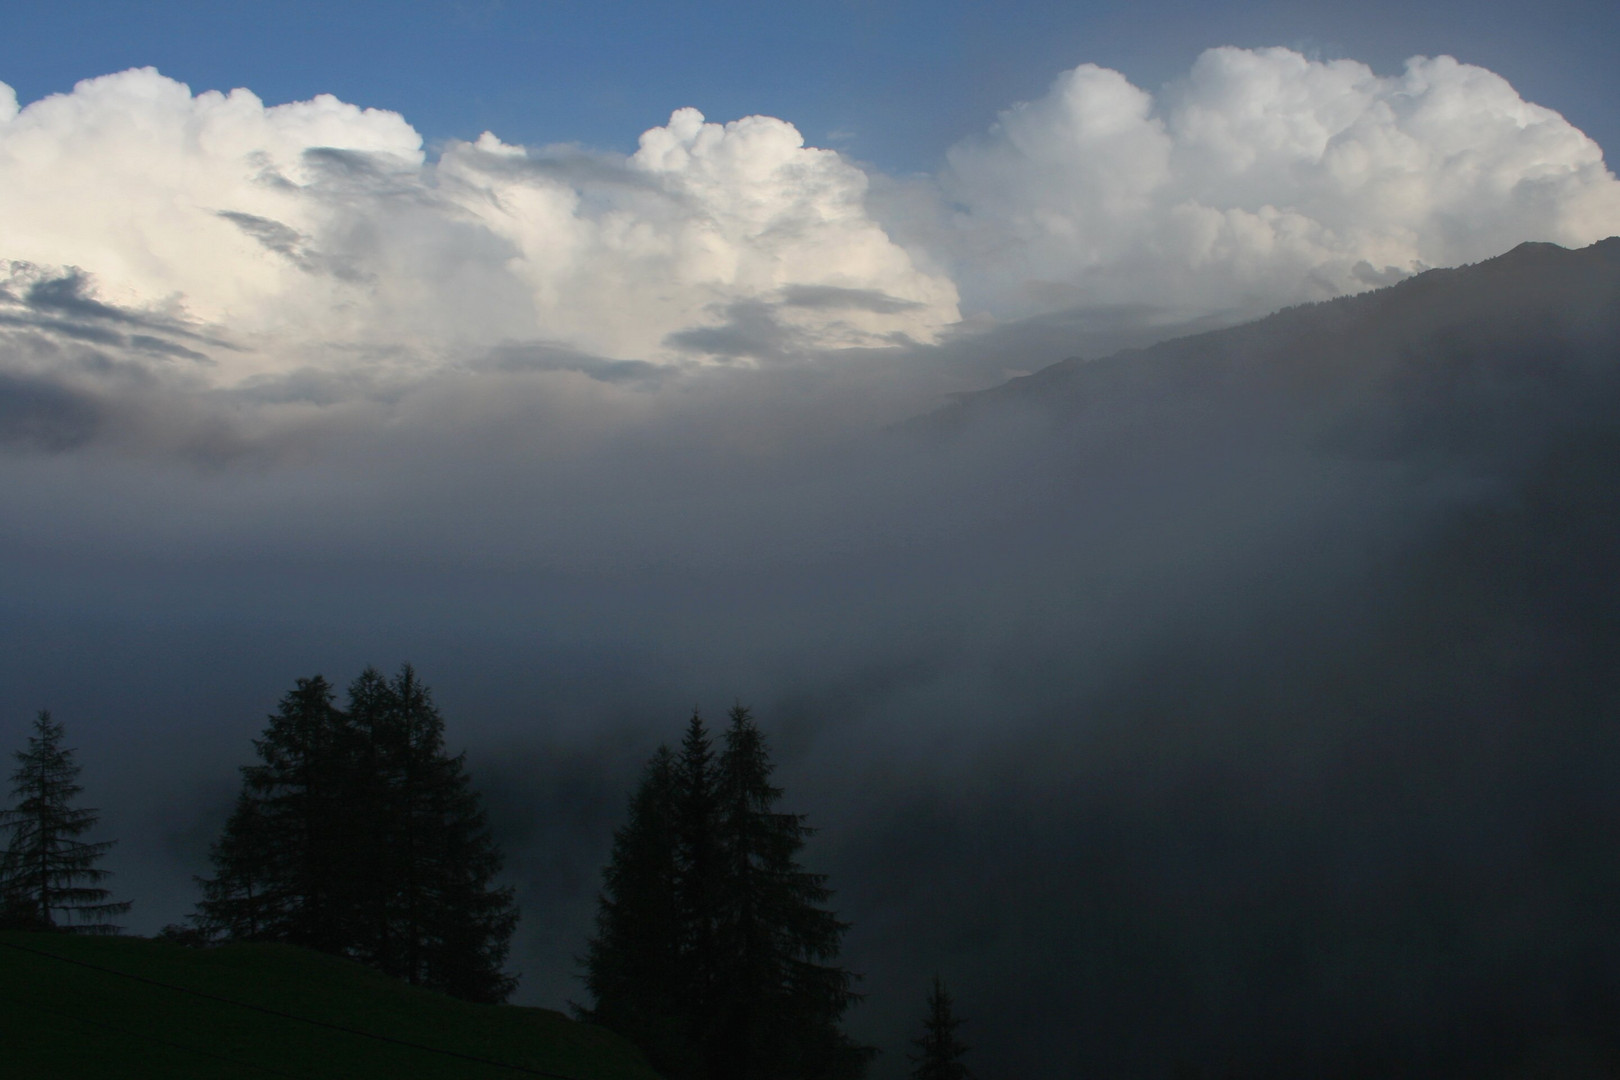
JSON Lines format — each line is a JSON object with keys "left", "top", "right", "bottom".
{"left": 0, "top": 930, "right": 662, "bottom": 1079}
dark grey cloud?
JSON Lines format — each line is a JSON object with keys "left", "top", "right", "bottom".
{"left": 0, "top": 368, "right": 102, "bottom": 450}
{"left": 218, "top": 210, "right": 305, "bottom": 258}
{"left": 0, "top": 309, "right": 126, "bottom": 347}
{"left": 656, "top": 293, "right": 931, "bottom": 365}
{"left": 25, "top": 271, "right": 142, "bottom": 324}
{"left": 462, "top": 143, "right": 670, "bottom": 196}
{"left": 218, "top": 211, "right": 365, "bottom": 282}
{"left": 482, "top": 341, "right": 675, "bottom": 385}
{"left": 779, "top": 284, "right": 927, "bottom": 315}
{"left": 128, "top": 335, "right": 213, "bottom": 363}
{"left": 1, "top": 265, "right": 231, "bottom": 357}
{"left": 20, "top": 269, "right": 227, "bottom": 348}
{"left": 664, "top": 299, "right": 800, "bottom": 361}
{"left": 300, "top": 145, "right": 413, "bottom": 189}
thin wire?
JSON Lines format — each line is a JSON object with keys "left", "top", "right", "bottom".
{"left": 12, "top": 995, "right": 309, "bottom": 1079}
{"left": 0, "top": 938, "right": 595, "bottom": 1079}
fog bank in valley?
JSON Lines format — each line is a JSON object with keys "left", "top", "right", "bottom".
{"left": 3, "top": 238, "right": 1619, "bottom": 1075}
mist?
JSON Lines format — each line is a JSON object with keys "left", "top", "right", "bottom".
{"left": 3, "top": 234, "right": 1618, "bottom": 1075}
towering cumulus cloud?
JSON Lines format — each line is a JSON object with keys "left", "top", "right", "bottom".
{"left": 0, "top": 70, "right": 958, "bottom": 382}
{"left": 941, "top": 47, "right": 1620, "bottom": 318}
{"left": 1, "top": 48, "right": 1618, "bottom": 390}
{"left": 0, "top": 71, "right": 429, "bottom": 370}
{"left": 440, "top": 109, "right": 960, "bottom": 362}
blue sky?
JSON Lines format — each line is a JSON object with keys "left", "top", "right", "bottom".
{"left": 4, "top": 0, "right": 1616, "bottom": 172}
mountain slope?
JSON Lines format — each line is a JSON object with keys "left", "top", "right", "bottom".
{"left": 938, "top": 237, "right": 1620, "bottom": 458}
{"left": 842, "top": 238, "right": 1620, "bottom": 1078}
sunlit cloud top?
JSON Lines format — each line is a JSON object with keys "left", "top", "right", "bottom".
{"left": 2, "top": 47, "right": 1618, "bottom": 386}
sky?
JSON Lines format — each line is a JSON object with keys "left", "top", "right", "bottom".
{"left": 4, "top": 3, "right": 1620, "bottom": 1075}
{"left": 4, "top": 0, "right": 1619, "bottom": 176}
{"left": 3, "top": 0, "right": 1619, "bottom": 388}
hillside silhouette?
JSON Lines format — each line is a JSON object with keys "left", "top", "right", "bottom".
{"left": 936, "top": 238, "right": 1620, "bottom": 457}
{"left": 1, "top": 930, "right": 660, "bottom": 1080}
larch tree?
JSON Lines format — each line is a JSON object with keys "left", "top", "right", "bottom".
{"left": 0, "top": 711, "right": 130, "bottom": 933}
{"left": 908, "top": 975, "right": 973, "bottom": 1080}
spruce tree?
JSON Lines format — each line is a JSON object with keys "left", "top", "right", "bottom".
{"left": 908, "top": 976, "right": 973, "bottom": 1080}
{"left": 195, "top": 667, "right": 518, "bottom": 1002}
{"left": 193, "top": 790, "right": 273, "bottom": 939}
{"left": 345, "top": 665, "right": 518, "bottom": 1002}
{"left": 580, "top": 746, "right": 690, "bottom": 1072}
{"left": 582, "top": 711, "right": 726, "bottom": 1077}
{"left": 711, "top": 704, "right": 871, "bottom": 1080}
{"left": 392, "top": 666, "right": 518, "bottom": 1003}
{"left": 675, "top": 709, "right": 723, "bottom": 1064}
{"left": 196, "top": 675, "right": 350, "bottom": 950}
{"left": 583, "top": 705, "right": 871, "bottom": 1080}
{"left": 0, "top": 711, "right": 130, "bottom": 933}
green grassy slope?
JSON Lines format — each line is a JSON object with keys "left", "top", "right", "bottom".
{"left": 0, "top": 931, "right": 662, "bottom": 1080}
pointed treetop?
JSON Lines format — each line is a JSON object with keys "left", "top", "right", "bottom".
{"left": 2, "top": 710, "right": 130, "bottom": 933}
{"left": 681, "top": 708, "right": 711, "bottom": 755}
{"left": 910, "top": 974, "right": 972, "bottom": 1080}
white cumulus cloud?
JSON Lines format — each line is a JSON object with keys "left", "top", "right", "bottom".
{"left": 936, "top": 46, "right": 1620, "bottom": 319}
{"left": 438, "top": 108, "right": 960, "bottom": 361}
{"left": 1, "top": 48, "right": 1618, "bottom": 393}
{"left": 0, "top": 70, "right": 959, "bottom": 382}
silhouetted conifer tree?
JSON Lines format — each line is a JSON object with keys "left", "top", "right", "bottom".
{"left": 196, "top": 675, "right": 350, "bottom": 949}
{"left": 711, "top": 705, "right": 872, "bottom": 1080}
{"left": 675, "top": 709, "right": 724, "bottom": 1063}
{"left": 0, "top": 711, "right": 130, "bottom": 933}
{"left": 580, "top": 746, "right": 691, "bottom": 1070}
{"left": 195, "top": 667, "right": 517, "bottom": 1002}
{"left": 583, "top": 705, "right": 872, "bottom": 1080}
{"left": 908, "top": 976, "right": 972, "bottom": 1080}
{"left": 344, "top": 665, "right": 518, "bottom": 1002}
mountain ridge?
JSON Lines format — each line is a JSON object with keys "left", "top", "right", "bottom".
{"left": 934, "top": 236, "right": 1620, "bottom": 456}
